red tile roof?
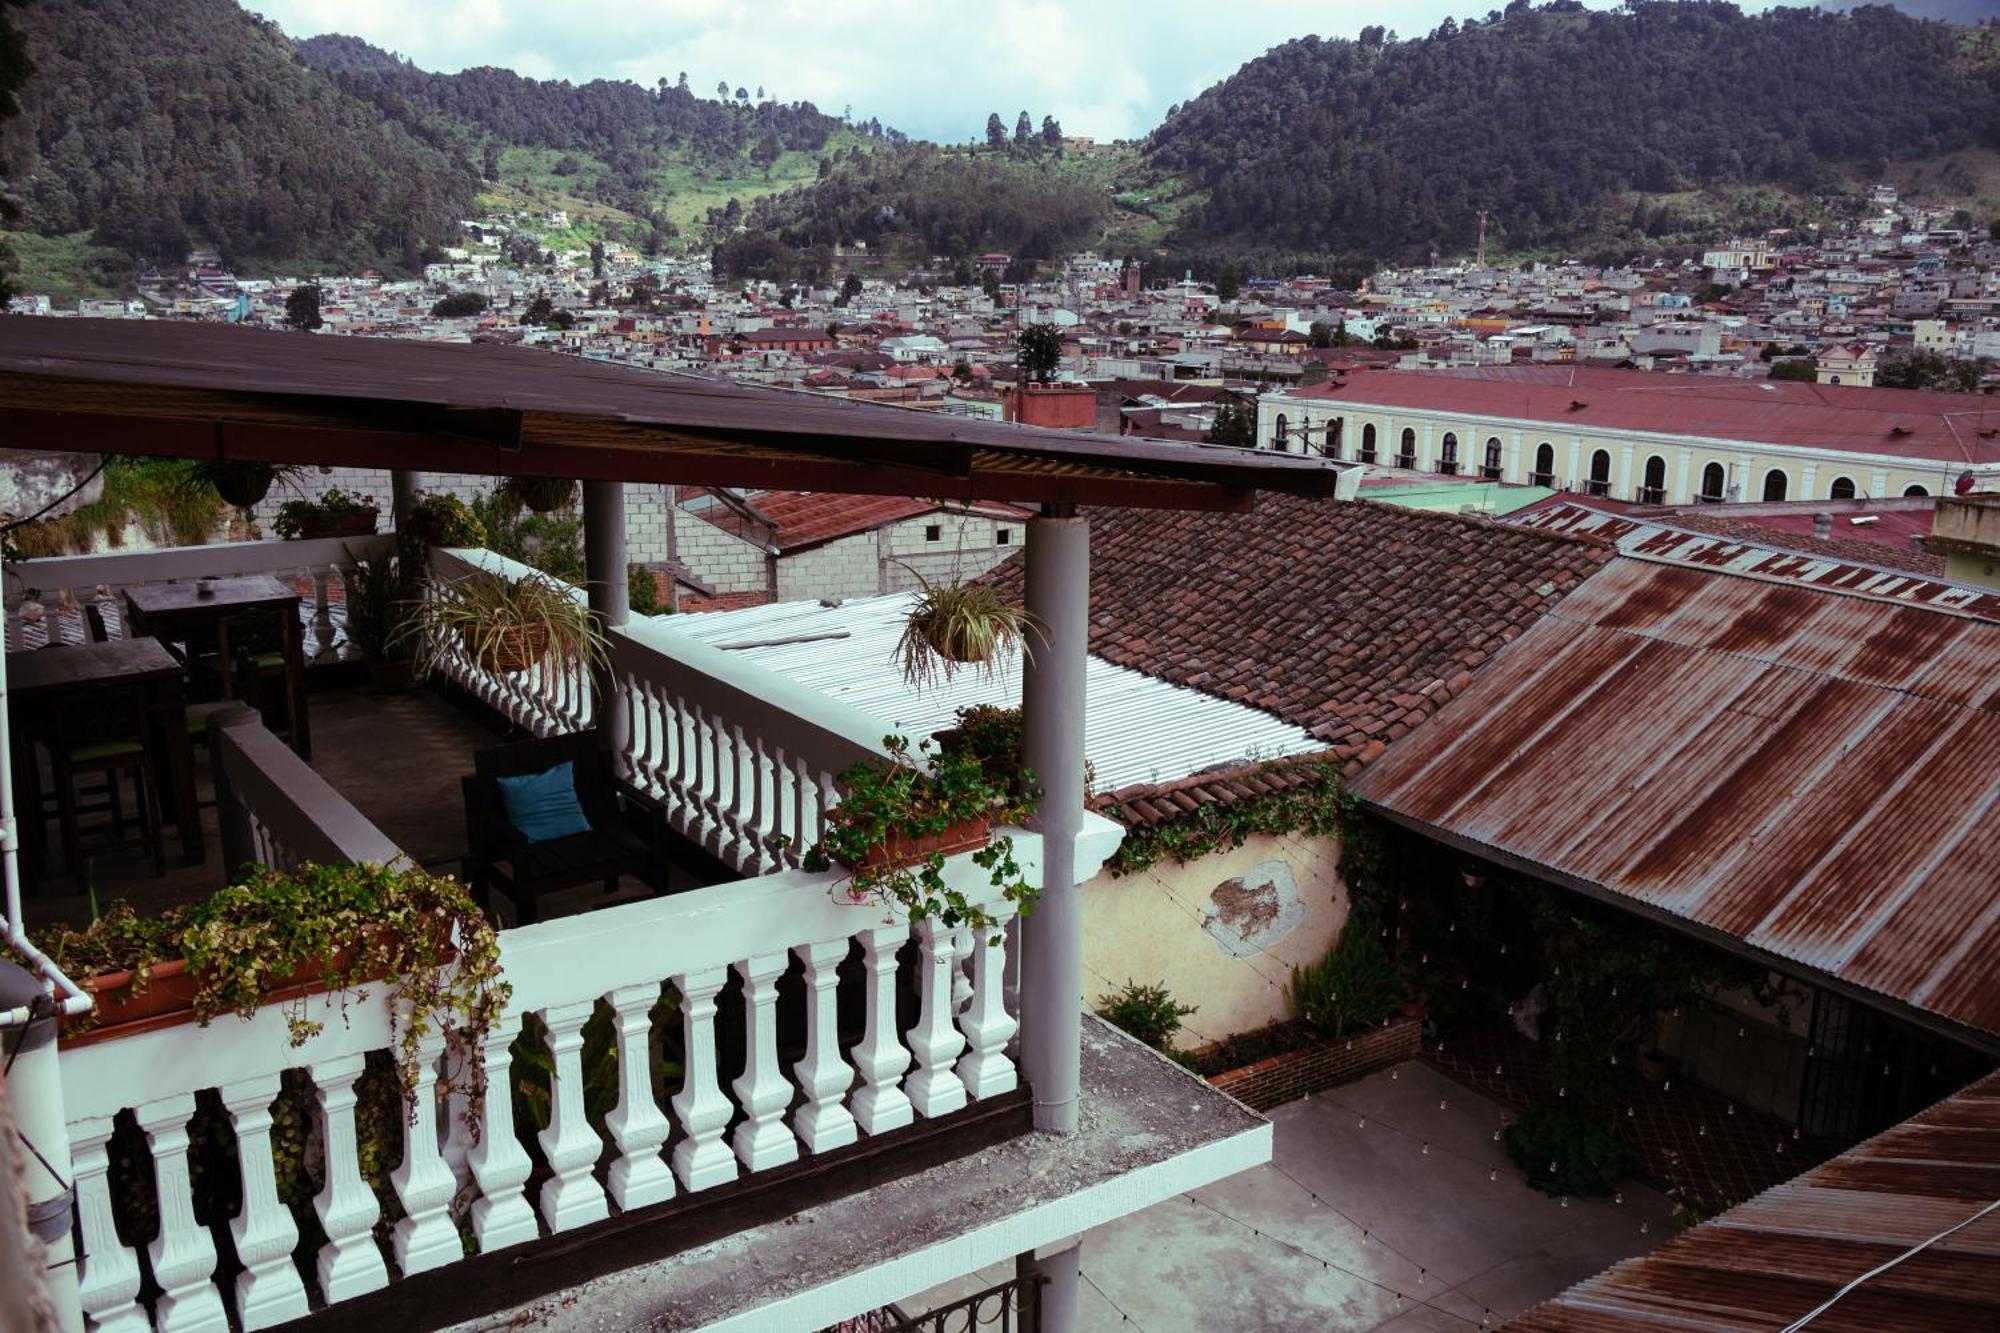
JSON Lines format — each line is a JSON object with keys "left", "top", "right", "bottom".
{"left": 1288, "top": 366, "right": 2000, "bottom": 466}
{"left": 724, "top": 492, "right": 1031, "bottom": 553}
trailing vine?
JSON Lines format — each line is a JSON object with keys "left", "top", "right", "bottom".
{"left": 1105, "top": 760, "right": 1347, "bottom": 878}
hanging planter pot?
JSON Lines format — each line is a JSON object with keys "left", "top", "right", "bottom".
{"left": 500, "top": 476, "right": 577, "bottom": 514}
{"left": 896, "top": 571, "right": 1031, "bottom": 690}
{"left": 181, "top": 460, "right": 301, "bottom": 509}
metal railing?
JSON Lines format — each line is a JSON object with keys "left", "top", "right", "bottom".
{"left": 885, "top": 1275, "right": 1046, "bottom": 1332}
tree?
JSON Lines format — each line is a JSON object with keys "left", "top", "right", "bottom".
{"left": 522, "top": 293, "right": 553, "bottom": 325}
{"left": 1040, "top": 115, "right": 1062, "bottom": 149}
{"left": 1875, "top": 350, "right": 1990, "bottom": 393}
{"left": 752, "top": 129, "right": 783, "bottom": 177}
{"left": 1204, "top": 401, "right": 1255, "bottom": 447}
{"left": 1767, "top": 357, "right": 1817, "bottom": 382}
{"left": 677, "top": 71, "right": 689, "bottom": 91}
{"left": 1016, "top": 323, "right": 1064, "bottom": 384}
{"left": 284, "top": 282, "right": 324, "bottom": 331}
{"left": 734, "top": 86, "right": 748, "bottom": 102}
{"left": 951, "top": 357, "right": 974, "bottom": 383}
{"left": 838, "top": 271, "right": 864, "bottom": 305}
{"left": 981, "top": 269, "right": 1002, "bottom": 301}
{"left": 755, "top": 85, "right": 764, "bottom": 100}
{"left": 1308, "top": 320, "right": 1335, "bottom": 348}
{"left": 589, "top": 239, "right": 605, "bottom": 279}
{"left": 548, "top": 309, "right": 575, "bottom": 330}
{"left": 1213, "top": 262, "right": 1240, "bottom": 301}
{"left": 1013, "top": 110, "right": 1032, "bottom": 148}
{"left": 481, "top": 141, "right": 501, "bottom": 180}
{"left": 431, "top": 291, "right": 488, "bottom": 318}
{"left": 717, "top": 80, "right": 729, "bottom": 99}
{"left": 986, "top": 112, "right": 1006, "bottom": 150}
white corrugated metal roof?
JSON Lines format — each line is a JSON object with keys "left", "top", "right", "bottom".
{"left": 657, "top": 593, "right": 1322, "bottom": 792}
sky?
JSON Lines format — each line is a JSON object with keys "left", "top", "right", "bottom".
{"left": 248, "top": 1, "right": 1960, "bottom": 143}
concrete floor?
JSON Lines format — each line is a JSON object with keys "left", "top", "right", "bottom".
{"left": 914, "top": 1062, "right": 1673, "bottom": 1332}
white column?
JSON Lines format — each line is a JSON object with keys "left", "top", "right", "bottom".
{"left": 730, "top": 952, "right": 802, "bottom": 1171}
{"left": 670, "top": 968, "right": 739, "bottom": 1191}
{"left": 1800, "top": 462, "right": 1819, "bottom": 498}
{"left": 1568, "top": 436, "right": 1584, "bottom": 490}
{"left": 218, "top": 1076, "right": 308, "bottom": 1329}
{"left": 70, "top": 1117, "right": 148, "bottom": 1333}
{"left": 467, "top": 1012, "right": 540, "bottom": 1252}
{"left": 1674, "top": 449, "right": 1692, "bottom": 505}
{"left": 849, "top": 923, "right": 915, "bottom": 1134}
{"left": 134, "top": 1094, "right": 228, "bottom": 1332}
{"left": 391, "top": 1033, "right": 461, "bottom": 1276}
{"left": 535, "top": 999, "right": 611, "bottom": 1232}
{"left": 791, "top": 938, "right": 858, "bottom": 1154}
{"left": 1508, "top": 430, "right": 1525, "bottom": 483}
{"left": 1616, "top": 442, "right": 1636, "bottom": 498}
{"left": 957, "top": 904, "right": 1021, "bottom": 1099}
{"left": 604, "top": 983, "right": 676, "bottom": 1210}
{"left": 309, "top": 1054, "right": 388, "bottom": 1303}
{"left": 903, "top": 919, "right": 969, "bottom": 1118}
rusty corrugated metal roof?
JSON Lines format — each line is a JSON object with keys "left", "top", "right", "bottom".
{"left": 1351, "top": 557, "right": 2000, "bottom": 1040}
{"left": 1505, "top": 1069, "right": 2000, "bottom": 1332}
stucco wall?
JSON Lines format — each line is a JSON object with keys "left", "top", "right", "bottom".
{"left": 1082, "top": 831, "right": 1347, "bottom": 1043}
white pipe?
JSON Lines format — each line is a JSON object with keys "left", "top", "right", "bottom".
{"left": 0, "top": 631, "right": 94, "bottom": 1027}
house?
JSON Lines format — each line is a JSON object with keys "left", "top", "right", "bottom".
{"left": 1816, "top": 341, "right": 1878, "bottom": 387}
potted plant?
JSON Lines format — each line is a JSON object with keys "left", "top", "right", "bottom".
{"left": 804, "top": 735, "right": 1038, "bottom": 936}
{"left": 273, "top": 488, "right": 380, "bottom": 540}
{"left": 497, "top": 476, "right": 577, "bottom": 514}
{"left": 341, "top": 552, "right": 413, "bottom": 691}
{"left": 27, "top": 864, "right": 507, "bottom": 1120}
{"left": 400, "top": 566, "right": 607, "bottom": 677}
{"left": 399, "top": 492, "right": 487, "bottom": 550}
{"left": 896, "top": 570, "right": 1032, "bottom": 690}
{"left": 172, "top": 459, "right": 304, "bottom": 509}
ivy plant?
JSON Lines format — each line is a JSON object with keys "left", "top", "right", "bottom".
{"left": 1107, "top": 760, "right": 1347, "bottom": 877}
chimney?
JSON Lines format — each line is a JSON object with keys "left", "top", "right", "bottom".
{"left": 1813, "top": 511, "right": 1833, "bottom": 539}
{"left": 1909, "top": 533, "right": 1927, "bottom": 554}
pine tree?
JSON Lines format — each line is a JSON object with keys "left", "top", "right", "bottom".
{"left": 986, "top": 112, "right": 1006, "bottom": 150}
{"left": 1013, "top": 110, "right": 1032, "bottom": 147}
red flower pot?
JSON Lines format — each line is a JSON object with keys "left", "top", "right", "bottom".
{"left": 838, "top": 814, "right": 991, "bottom": 873}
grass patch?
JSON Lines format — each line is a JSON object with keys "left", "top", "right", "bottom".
{"left": 0, "top": 229, "right": 133, "bottom": 303}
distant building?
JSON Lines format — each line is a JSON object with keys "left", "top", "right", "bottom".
{"left": 1816, "top": 342, "right": 1877, "bottom": 388}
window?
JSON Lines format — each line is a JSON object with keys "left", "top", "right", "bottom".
{"left": 1531, "top": 442, "right": 1555, "bottom": 487}
{"left": 1361, "top": 423, "right": 1377, "bottom": 464}
{"left": 1762, "top": 469, "right": 1788, "bottom": 502}
{"left": 1397, "top": 427, "right": 1417, "bottom": 469}
{"left": 1699, "top": 461, "right": 1726, "bottom": 503}
{"left": 995, "top": 528, "right": 1011, "bottom": 546}
{"left": 1439, "top": 432, "right": 1459, "bottom": 475}
{"left": 1483, "top": 437, "right": 1503, "bottom": 480}
{"left": 1638, "top": 455, "right": 1667, "bottom": 505}
{"left": 1274, "top": 414, "right": 1289, "bottom": 450}
{"left": 1325, "top": 418, "right": 1344, "bottom": 461}
{"left": 924, "top": 524, "right": 942, "bottom": 541}
{"left": 1829, "top": 476, "right": 1856, "bottom": 500}
{"left": 1586, "top": 449, "right": 1612, "bottom": 497}
{"left": 1903, "top": 484, "right": 1930, "bottom": 497}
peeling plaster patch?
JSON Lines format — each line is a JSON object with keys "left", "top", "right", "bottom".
{"left": 1202, "top": 860, "right": 1303, "bottom": 958}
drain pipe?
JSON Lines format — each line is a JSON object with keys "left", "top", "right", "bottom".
{"left": 0, "top": 636, "right": 92, "bottom": 1027}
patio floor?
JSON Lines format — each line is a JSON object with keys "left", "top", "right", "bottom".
{"left": 910, "top": 1061, "right": 1674, "bottom": 1331}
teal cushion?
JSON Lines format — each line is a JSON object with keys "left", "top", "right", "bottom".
{"left": 495, "top": 761, "right": 591, "bottom": 843}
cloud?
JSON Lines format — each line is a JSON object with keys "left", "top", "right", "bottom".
{"left": 249, "top": 0, "right": 1815, "bottom": 142}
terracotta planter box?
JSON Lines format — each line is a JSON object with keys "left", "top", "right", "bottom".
{"left": 1204, "top": 1014, "right": 1423, "bottom": 1112}
{"left": 838, "top": 814, "right": 991, "bottom": 874}
{"left": 290, "top": 507, "right": 379, "bottom": 540}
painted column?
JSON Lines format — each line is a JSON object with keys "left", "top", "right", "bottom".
{"left": 1674, "top": 449, "right": 1692, "bottom": 505}
{"left": 583, "top": 479, "right": 631, "bottom": 769}
{"left": 1020, "top": 510, "right": 1088, "bottom": 1135}
{"left": 1019, "top": 1239, "right": 1082, "bottom": 1333}
{"left": 389, "top": 470, "right": 424, "bottom": 533}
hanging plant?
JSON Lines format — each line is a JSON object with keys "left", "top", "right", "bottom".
{"left": 896, "top": 569, "right": 1032, "bottom": 690}
{"left": 497, "top": 476, "right": 577, "bottom": 514}
{"left": 171, "top": 460, "right": 305, "bottom": 509}
{"left": 399, "top": 492, "right": 488, "bottom": 550}
{"left": 803, "top": 735, "right": 1039, "bottom": 939}
{"left": 399, "top": 566, "right": 607, "bottom": 677}
{"left": 272, "top": 488, "right": 379, "bottom": 540}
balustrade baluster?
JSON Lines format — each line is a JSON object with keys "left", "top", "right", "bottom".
{"left": 792, "top": 754, "right": 816, "bottom": 862}
{"left": 391, "top": 1032, "right": 461, "bottom": 1275}
{"left": 817, "top": 770, "right": 841, "bottom": 851}
{"left": 684, "top": 702, "right": 711, "bottom": 845}
{"left": 622, "top": 672, "right": 650, "bottom": 789}
{"left": 536, "top": 999, "right": 611, "bottom": 1231}
{"left": 134, "top": 1093, "right": 229, "bottom": 1331}
{"left": 218, "top": 1075, "right": 308, "bottom": 1329}
{"left": 765, "top": 743, "right": 795, "bottom": 868}
{"left": 668, "top": 692, "right": 695, "bottom": 831}
{"left": 702, "top": 715, "right": 731, "bottom": 860}
{"left": 310, "top": 1054, "right": 388, "bottom": 1302}
{"left": 849, "top": 924, "right": 914, "bottom": 1134}
{"left": 951, "top": 925, "right": 975, "bottom": 1014}
{"left": 70, "top": 1116, "right": 148, "bottom": 1333}
{"left": 956, "top": 904, "right": 1020, "bottom": 1098}
{"left": 790, "top": 938, "right": 858, "bottom": 1153}
{"left": 730, "top": 952, "right": 800, "bottom": 1171}
{"left": 742, "top": 730, "right": 773, "bottom": 874}
{"left": 669, "top": 967, "right": 738, "bottom": 1191}
{"left": 468, "top": 1012, "right": 540, "bottom": 1252}
{"left": 903, "top": 920, "right": 969, "bottom": 1118}
{"left": 604, "top": 983, "right": 676, "bottom": 1210}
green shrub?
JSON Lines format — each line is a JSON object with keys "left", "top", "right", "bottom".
{"left": 471, "top": 491, "right": 585, "bottom": 582}
{"left": 628, "top": 562, "right": 661, "bottom": 614}
{"left": 1096, "top": 979, "right": 1198, "bottom": 1052}
{"left": 1287, "top": 923, "right": 1404, "bottom": 1041}
{"left": 1503, "top": 1099, "right": 1636, "bottom": 1198}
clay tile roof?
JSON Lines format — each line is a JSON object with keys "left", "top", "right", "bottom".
{"left": 984, "top": 495, "right": 1614, "bottom": 827}
{"left": 747, "top": 491, "right": 1031, "bottom": 553}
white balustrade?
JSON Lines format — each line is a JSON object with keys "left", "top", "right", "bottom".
{"left": 604, "top": 983, "right": 676, "bottom": 1210}
{"left": 467, "top": 1010, "right": 541, "bottom": 1253}
{"left": 218, "top": 1075, "right": 309, "bottom": 1328}
{"left": 535, "top": 999, "right": 612, "bottom": 1232}
{"left": 669, "top": 967, "right": 739, "bottom": 1192}
{"left": 70, "top": 1116, "right": 147, "bottom": 1333}
{"left": 134, "top": 1094, "right": 229, "bottom": 1332}
{"left": 850, "top": 923, "right": 916, "bottom": 1135}
{"left": 955, "top": 906, "right": 1021, "bottom": 1100}
{"left": 903, "top": 920, "right": 969, "bottom": 1119}
{"left": 390, "top": 1031, "right": 463, "bottom": 1275}
{"left": 791, "top": 938, "right": 858, "bottom": 1154}
{"left": 729, "top": 952, "right": 800, "bottom": 1172}
{"left": 311, "top": 1053, "right": 389, "bottom": 1302}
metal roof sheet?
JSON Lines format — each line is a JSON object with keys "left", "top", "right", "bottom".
{"left": 1506, "top": 1070, "right": 2000, "bottom": 1333}
{"left": 658, "top": 593, "right": 1324, "bottom": 793}
{"left": 1352, "top": 558, "right": 2000, "bottom": 1040}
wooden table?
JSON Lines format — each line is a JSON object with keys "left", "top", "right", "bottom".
{"left": 6, "top": 637, "right": 203, "bottom": 879}
{"left": 125, "top": 574, "right": 310, "bottom": 759}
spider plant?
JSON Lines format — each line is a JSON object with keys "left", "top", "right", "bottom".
{"left": 398, "top": 567, "right": 608, "bottom": 678}
{"left": 896, "top": 569, "right": 1032, "bottom": 691}
{"left": 167, "top": 459, "right": 307, "bottom": 509}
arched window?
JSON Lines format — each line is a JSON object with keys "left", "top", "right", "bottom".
{"left": 1903, "top": 484, "right": 1929, "bottom": 497}
{"left": 1397, "top": 428, "right": 1417, "bottom": 469}
{"left": 1483, "top": 437, "right": 1504, "bottom": 479}
{"left": 1700, "top": 462, "right": 1727, "bottom": 503}
{"left": 1762, "top": 469, "right": 1788, "bottom": 502}
{"left": 1639, "top": 455, "right": 1667, "bottom": 504}
{"left": 1586, "top": 449, "right": 1612, "bottom": 497}
{"left": 1531, "top": 442, "right": 1555, "bottom": 486}
{"left": 1361, "top": 423, "right": 1378, "bottom": 464}
{"left": 1274, "top": 414, "right": 1289, "bottom": 450}
{"left": 1326, "top": 418, "right": 1344, "bottom": 461}
{"left": 1829, "top": 476, "right": 1856, "bottom": 500}
{"left": 1439, "top": 432, "right": 1460, "bottom": 474}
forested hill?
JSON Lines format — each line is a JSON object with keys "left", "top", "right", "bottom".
{"left": 1148, "top": 1, "right": 2000, "bottom": 264}
{"left": 7, "top": 0, "right": 479, "bottom": 270}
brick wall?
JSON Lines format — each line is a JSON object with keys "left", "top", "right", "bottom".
{"left": 1205, "top": 1015, "right": 1422, "bottom": 1112}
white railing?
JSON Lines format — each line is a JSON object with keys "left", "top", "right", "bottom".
{"left": 425, "top": 547, "right": 895, "bottom": 878}
{"left": 57, "top": 844, "right": 1045, "bottom": 1332}
{"left": 207, "top": 704, "right": 402, "bottom": 874}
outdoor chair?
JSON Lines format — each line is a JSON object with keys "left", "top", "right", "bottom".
{"left": 48, "top": 684, "right": 165, "bottom": 878}
{"left": 461, "top": 729, "right": 661, "bottom": 926}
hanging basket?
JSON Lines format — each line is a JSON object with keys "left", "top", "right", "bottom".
{"left": 503, "top": 477, "right": 576, "bottom": 514}
{"left": 213, "top": 465, "right": 276, "bottom": 508}
{"left": 472, "top": 621, "right": 552, "bottom": 674}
